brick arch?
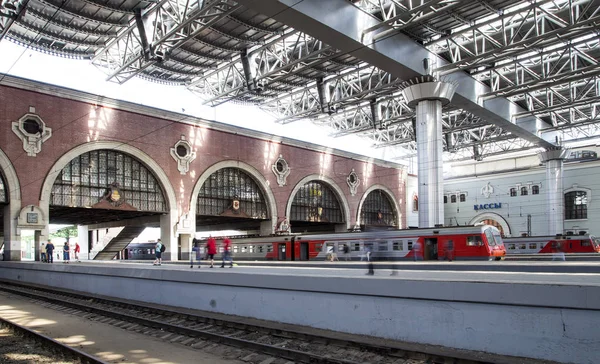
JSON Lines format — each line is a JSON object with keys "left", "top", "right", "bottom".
{"left": 0, "top": 147, "right": 21, "bottom": 202}
{"left": 40, "top": 141, "right": 177, "bottom": 214}
{"left": 189, "top": 160, "right": 278, "bottom": 233}
{"left": 285, "top": 174, "right": 351, "bottom": 230}
{"left": 356, "top": 184, "right": 401, "bottom": 228}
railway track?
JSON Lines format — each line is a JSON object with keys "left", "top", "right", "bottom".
{"left": 0, "top": 280, "right": 490, "bottom": 364}
{"left": 0, "top": 315, "right": 107, "bottom": 364}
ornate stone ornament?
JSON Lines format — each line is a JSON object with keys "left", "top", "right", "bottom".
{"left": 276, "top": 217, "right": 291, "bottom": 235}
{"left": 170, "top": 135, "right": 196, "bottom": 175}
{"left": 481, "top": 182, "right": 494, "bottom": 199}
{"left": 12, "top": 113, "right": 52, "bottom": 157}
{"left": 272, "top": 154, "right": 290, "bottom": 187}
{"left": 346, "top": 169, "right": 360, "bottom": 196}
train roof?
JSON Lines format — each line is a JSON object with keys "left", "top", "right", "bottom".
{"left": 295, "top": 225, "right": 497, "bottom": 241}
{"left": 504, "top": 235, "right": 592, "bottom": 242}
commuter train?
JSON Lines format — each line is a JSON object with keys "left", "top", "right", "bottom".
{"left": 192, "top": 225, "right": 506, "bottom": 261}
{"left": 503, "top": 235, "right": 600, "bottom": 254}
{"left": 123, "top": 242, "right": 156, "bottom": 260}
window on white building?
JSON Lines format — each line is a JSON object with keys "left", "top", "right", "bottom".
{"left": 510, "top": 188, "right": 517, "bottom": 197}
{"left": 565, "top": 191, "right": 588, "bottom": 219}
{"left": 521, "top": 186, "right": 528, "bottom": 196}
{"left": 532, "top": 185, "right": 540, "bottom": 195}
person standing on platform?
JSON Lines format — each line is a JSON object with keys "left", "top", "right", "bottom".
{"left": 41, "top": 243, "right": 47, "bottom": 263}
{"left": 206, "top": 236, "right": 217, "bottom": 268}
{"left": 190, "top": 238, "right": 201, "bottom": 268}
{"left": 74, "top": 242, "right": 81, "bottom": 262}
{"left": 366, "top": 246, "right": 376, "bottom": 275}
{"left": 343, "top": 244, "right": 351, "bottom": 261}
{"left": 221, "top": 237, "right": 233, "bottom": 268}
{"left": 45, "top": 240, "right": 54, "bottom": 263}
{"left": 153, "top": 239, "right": 163, "bottom": 266}
{"left": 63, "top": 241, "right": 70, "bottom": 263}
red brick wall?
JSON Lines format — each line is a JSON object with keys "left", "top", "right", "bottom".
{"left": 0, "top": 83, "right": 406, "bottom": 227}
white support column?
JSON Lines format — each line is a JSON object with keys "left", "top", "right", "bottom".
{"left": 78, "top": 225, "right": 90, "bottom": 260}
{"left": 402, "top": 76, "right": 457, "bottom": 228}
{"left": 539, "top": 149, "right": 569, "bottom": 236}
{"left": 415, "top": 100, "right": 444, "bottom": 228}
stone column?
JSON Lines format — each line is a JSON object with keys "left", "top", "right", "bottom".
{"left": 3, "top": 202, "right": 21, "bottom": 261}
{"left": 402, "top": 76, "right": 457, "bottom": 228}
{"left": 539, "top": 148, "right": 569, "bottom": 235}
{"left": 78, "top": 225, "right": 89, "bottom": 260}
{"left": 34, "top": 230, "right": 42, "bottom": 261}
{"left": 160, "top": 212, "right": 177, "bottom": 260}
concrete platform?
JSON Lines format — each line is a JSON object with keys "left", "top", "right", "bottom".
{"left": 1, "top": 261, "right": 599, "bottom": 364}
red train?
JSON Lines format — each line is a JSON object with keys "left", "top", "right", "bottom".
{"left": 197, "top": 225, "right": 506, "bottom": 261}
{"left": 503, "top": 235, "right": 600, "bottom": 254}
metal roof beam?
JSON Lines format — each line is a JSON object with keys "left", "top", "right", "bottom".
{"left": 234, "top": 0, "right": 556, "bottom": 149}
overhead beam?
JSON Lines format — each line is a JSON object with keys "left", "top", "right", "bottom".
{"left": 234, "top": 0, "right": 556, "bottom": 149}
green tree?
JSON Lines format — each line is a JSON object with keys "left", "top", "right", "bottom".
{"left": 50, "top": 226, "right": 78, "bottom": 242}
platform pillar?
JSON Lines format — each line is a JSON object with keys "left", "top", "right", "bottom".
{"left": 3, "top": 202, "right": 21, "bottom": 261}
{"left": 539, "top": 148, "right": 569, "bottom": 235}
{"left": 160, "top": 211, "right": 177, "bottom": 261}
{"left": 402, "top": 75, "right": 457, "bottom": 228}
{"left": 77, "top": 225, "right": 89, "bottom": 260}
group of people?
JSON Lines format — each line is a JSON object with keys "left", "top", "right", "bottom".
{"left": 152, "top": 236, "right": 234, "bottom": 268}
{"left": 41, "top": 240, "right": 80, "bottom": 263}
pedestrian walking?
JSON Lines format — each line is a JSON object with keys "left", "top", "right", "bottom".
{"left": 63, "top": 241, "right": 70, "bottom": 263}
{"left": 366, "top": 246, "right": 375, "bottom": 275}
{"left": 206, "top": 236, "right": 217, "bottom": 268}
{"left": 221, "top": 237, "right": 233, "bottom": 268}
{"left": 45, "top": 240, "right": 54, "bottom": 263}
{"left": 74, "top": 242, "right": 81, "bottom": 262}
{"left": 343, "top": 244, "right": 351, "bottom": 261}
{"left": 413, "top": 241, "right": 421, "bottom": 262}
{"left": 190, "top": 238, "right": 201, "bottom": 268}
{"left": 153, "top": 239, "right": 163, "bottom": 266}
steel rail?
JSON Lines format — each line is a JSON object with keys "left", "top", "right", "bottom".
{"left": 0, "top": 316, "right": 108, "bottom": 364}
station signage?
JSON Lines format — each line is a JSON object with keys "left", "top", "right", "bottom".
{"left": 474, "top": 203, "right": 502, "bottom": 211}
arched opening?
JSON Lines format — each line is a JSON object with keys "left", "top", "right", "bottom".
{"left": 289, "top": 180, "right": 345, "bottom": 232}
{"left": 195, "top": 167, "right": 270, "bottom": 232}
{"left": 470, "top": 212, "right": 511, "bottom": 237}
{"left": 0, "top": 171, "right": 8, "bottom": 252}
{"left": 359, "top": 189, "right": 398, "bottom": 229}
{"left": 50, "top": 149, "right": 168, "bottom": 225}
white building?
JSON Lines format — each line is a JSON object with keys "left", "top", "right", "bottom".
{"left": 407, "top": 147, "right": 599, "bottom": 237}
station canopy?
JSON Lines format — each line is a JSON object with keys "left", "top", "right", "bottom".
{"left": 1, "top": 0, "right": 598, "bottom": 162}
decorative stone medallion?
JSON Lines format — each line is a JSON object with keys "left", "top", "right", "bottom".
{"left": 346, "top": 169, "right": 360, "bottom": 196}
{"left": 12, "top": 113, "right": 52, "bottom": 157}
{"left": 481, "top": 182, "right": 494, "bottom": 199}
{"left": 272, "top": 154, "right": 290, "bottom": 187}
{"left": 170, "top": 135, "right": 196, "bottom": 175}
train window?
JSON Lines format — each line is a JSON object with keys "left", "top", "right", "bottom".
{"left": 408, "top": 241, "right": 413, "bottom": 250}
{"left": 467, "top": 236, "right": 483, "bottom": 246}
{"left": 378, "top": 242, "right": 388, "bottom": 251}
{"left": 233, "top": 245, "right": 239, "bottom": 253}
{"left": 258, "top": 245, "right": 264, "bottom": 253}
{"left": 510, "top": 188, "right": 517, "bottom": 197}
{"left": 352, "top": 243, "right": 360, "bottom": 251}
{"left": 582, "top": 240, "right": 591, "bottom": 247}
{"left": 519, "top": 244, "right": 526, "bottom": 249}
{"left": 325, "top": 243, "right": 335, "bottom": 253}
{"left": 219, "top": 247, "right": 224, "bottom": 253}
{"left": 392, "top": 240, "right": 403, "bottom": 251}
{"left": 521, "top": 187, "right": 528, "bottom": 196}
{"left": 532, "top": 185, "right": 539, "bottom": 195}
{"left": 315, "top": 243, "right": 323, "bottom": 251}
{"left": 242, "top": 246, "right": 248, "bottom": 253}
{"left": 529, "top": 243, "right": 537, "bottom": 249}
{"left": 507, "top": 244, "right": 515, "bottom": 250}
{"left": 267, "top": 245, "right": 273, "bottom": 253}
{"left": 249, "top": 245, "right": 255, "bottom": 253}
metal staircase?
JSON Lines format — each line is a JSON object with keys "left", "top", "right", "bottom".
{"left": 93, "top": 226, "right": 146, "bottom": 260}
